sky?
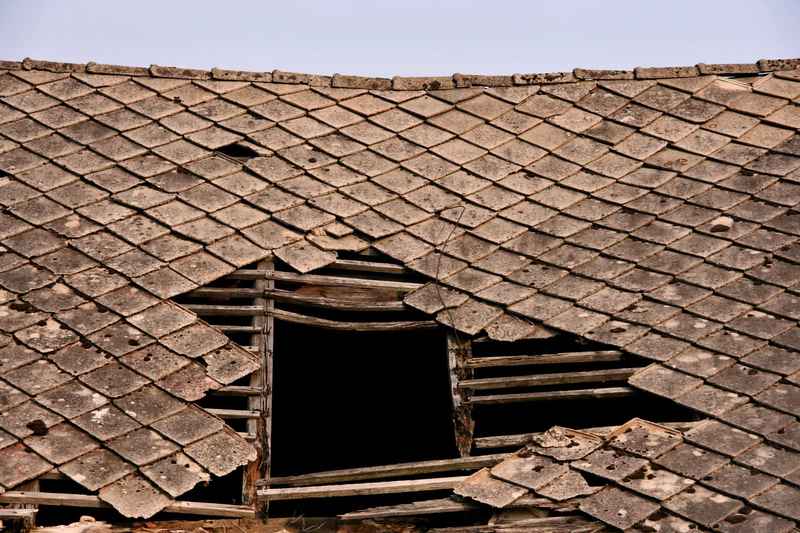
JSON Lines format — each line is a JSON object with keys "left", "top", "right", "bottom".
{"left": 0, "top": 1, "right": 798, "bottom": 77}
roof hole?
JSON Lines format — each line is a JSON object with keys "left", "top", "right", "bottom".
{"left": 216, "top": 142, "right": 259, "bottom": 161}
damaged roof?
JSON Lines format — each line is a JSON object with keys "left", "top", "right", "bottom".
{"left": 0, "top": 56, "right": 799, "bottom": 526}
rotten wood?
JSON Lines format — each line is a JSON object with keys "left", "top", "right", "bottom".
{"left": 447, "top": 333, "right": 474, "bottom": 457}
{"left": 0, "top": 492, "right": 255, "bottom": 518}
{"left": 207, "top": 408, "right": 261, "bottom": 419}
{"left": 241, "top": 259, "right": 269, "bottom": 507}
{"left": 269, "top": 307, "right": 437, "bottom": 331}
{"left": 467, "top": 386, "right": 636, "bottom": 405}
{"left": 464, "top": 351, "right": 624, "bottom": 369}
{"left": 227, "top": 269, "right": 422, "bottom": 292}
{"left": 474, "top": 420, "right": 705, "bottom": 449}
{"left": 331, "top": 258, "right": 408, "bottom": 275}
{"left": 258, "top": 476, "right": 467, "bottom": 501}
{"left": 185, "top": 289, "right": 406, "bottom": 313}
{"left": 427, "top": 515, "right": 601, "bottom": 533}
{"left": 459, "top": 368, "right": 638, "bottom": 391}
{"left": 261, "top": 454, "right": 509, "bottom": 487}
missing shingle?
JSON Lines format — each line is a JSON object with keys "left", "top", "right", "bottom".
{"left": 215, "top": 142, "right": 259, "bottom": 161}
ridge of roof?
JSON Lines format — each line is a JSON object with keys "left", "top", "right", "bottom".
{"left": 1, "top": 56, "right": 799, "bottom": 90}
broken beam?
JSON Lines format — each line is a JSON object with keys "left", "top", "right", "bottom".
{"left": 467, "top": 386, "right": 636, "bottom": 405}
{"left": 270, "top": 308, "right": 437, "bottom": 331}
{"left": 331, "top": 258, "right": 408, "bottom": 275}
{"left": 459, "top": 368, "right": 637, "bottom": 391}
{"left": 0, "top": 492, "right": 255, "bottom": 518}
{"left": 228, "top": 270, "right": 422, "bottom": 292}
{"left": 474, "top": 420, "right": 705, "bottom": 449}
{"left": 257, "top": 476, "right": 467, "bottom": 501}
{"left": 260, "top": 454, "right": 508, "bottom": 487}
{"left": 464, "top": 350, "right": 624, "bottom": 368}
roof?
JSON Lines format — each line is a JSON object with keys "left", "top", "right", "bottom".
{"left": 0, "top": 56, "right": 799, "bottom": 525}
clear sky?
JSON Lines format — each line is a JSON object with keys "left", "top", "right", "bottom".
{"left": 1, "top": 1, "right": 798, "bottom": 77}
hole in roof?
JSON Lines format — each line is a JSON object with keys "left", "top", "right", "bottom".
{"left": 215, "top": 142, "right": 259, "bottom": 161}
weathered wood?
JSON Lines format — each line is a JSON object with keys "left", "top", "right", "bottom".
{"left": 427, "top": 516, "right": 601, "bottom": 533}
{"left": 258, "top": 476, "right": 467, "bottom": 501}
{"left": 263, "top": 261, "right": 276, "bottom": 488}
{"left": 331, "top": 258, "right": 408, "bottom": 275}
{"left": 206, "top": 408, "right": 261, "bottom": 419}
{"left": 186, "top": 289, "right": 406, "bottom": 312}
{"left": 265, "top": 288, "right": 406, "bottom": 311}
{"left": 270, "top": 308, "right": 437, "bottom": 331}
{"left": 459, "top": 368, "right": 637, "bottom": 391}
{"left": 465, "top": 351, "right": 624, "bottom": 369}
{"left": 467, "top": 386, "right": 636, "bottom": 405}
{"left": 447, "top": 334, "right": 474, "bottom": 457}
{"left": 214, "top": 385, "right": 262, "bottom": 396}
{"left": 0, "top": 492, "right": 255, "bottom": 518}
{"left": 339, "top": 494, "right": 572, "bottom": 520}
{"left": 242, "top": 259, "right": 270, "bottom": 507}
{"left": 474, "top": 420, "right": 705, "bottom": 449}
{"left": 184, "top": 304, "right": 262, "bottom": 316}
{"left": 189, "top": 287, "right": 262, "bottom": 298}
{"left": 261, "top": 454, "right": 508, "bottom": 487}
{"left": 229, "top": 270, "right": 422, "bottom": 292}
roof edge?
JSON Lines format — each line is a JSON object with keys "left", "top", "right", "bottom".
{"left": 0, "top": 57, "right": 798, "bottom": 89}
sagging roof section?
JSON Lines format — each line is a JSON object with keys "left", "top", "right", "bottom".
{"left": 0, "top": 57, "right": 799, "bottom": 524}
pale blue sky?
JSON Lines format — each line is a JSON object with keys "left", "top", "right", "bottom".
{"left": 1, "top": 1, "right": 798, "bottom": 77}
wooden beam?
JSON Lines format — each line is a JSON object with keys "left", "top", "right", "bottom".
{"left": 261, "top": 454, "right": 508, "bottom": 487}
{"left": 464, "top": 350, "right": 624, "bottom": 369}
{"left": 214, "top": 385, "right": 262, "bottom": 396}
{"left": 427, "top": 516, "right": 600, "bottom": 533}
{"left": 258, "top": 476, "right": 467, "bottom": 501}
{"left": 185, "top": 292, "right": 406, "bottom": 313}
{"left": 207, "top": 408, "right": 261, "bottom": 419}
{"left": 467, "top": 386, "right": 636, "bottom": 405}
{"left": 189, "top": 287, "right": 261, "bottom": 298}
{"left": 331, "top": 258, "right": 408, "bottom": 275}
{"left": 339, "top": 495, "right": 570, "bottom": 520}
{"left": 264, "top": 288, "right": 406, "bottom": 312}
{"left": 242, "top": 259, "right": 270, "bottom": 507}
{"left": 228, "top": 270, "right": 422, "bottom": 292}
{"left": 0, "top": 492, "right": 255, "bottom": 518}
{"left": 270, "top": 308, "right": 437, "bottom": 331}
{"left": 447, "top": 333, "right": 474, "bottom": 457}
{"left": 459, "top": 368, "right": 638, "bottom": 391}
{"left": 474, "top": 420, "right": 705, "bottom": 449}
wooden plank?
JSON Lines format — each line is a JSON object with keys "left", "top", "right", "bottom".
{"left": 331, "top": 258, "right": 408, "bottom": 275}
{"left": 270, "top": 308, "right": 437, "bottom": 331}
{"left": 184, "top": 304, "right": 261, "bottom": 316}
{"left": 262, "top": 454, "right": 508, "bottom": 487}
{"left": 258, "top": 476, "right": 467, "bottom": 501}
{"left": 447, "top": 333, "right": 474, "bottom": 457}
{"left": 189, "top": 287, "right": 262, "bottom": 298}
{"left": 228, "top": 270, "right": 422, "bottom": 292}
{"left": 185, "top": 289, "right": 406, "bottom": 312}
{"left": 263, "top": 261, "right": 276, "bottom": 488}
{"left": 265, "top": 288, "right": 406, "bottom": 311}
{"left": 474, "top": 420, "right": 705, "bottom": 449}
{"left": 339, "top": 498, "right": 483, "bottom": 520}
{"left": 465, "top": 350, "right": 624, "bottom": 369}
{"left": 0, "top": 492, "right": 255, "bottom": 518}
{"left": 242, "top": 259, "right": 270, "bottom": 507}
{"left": 467, "top": 386, "right": 636, "bottom": 405}
{"left": 459, "top": 368, "right": 637, "bottom": 391}
{"left": 207, "top": 408, "right": 261, "bottom": 419}
{"left": 214, "top": 385, "right": 262, "bottom": 396}
{"left": 339, "top": 494, "right": 570, "bottom": 520}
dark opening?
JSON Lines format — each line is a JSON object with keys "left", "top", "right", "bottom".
{"left": 215, "top": 142, "right": 259, "bottom": 160}
{"left": 270, "top": 321, "right": 457, "bottom": 477}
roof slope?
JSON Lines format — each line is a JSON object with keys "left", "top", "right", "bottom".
{"left": 0, "top": 57, "right": 799, "bottom": 524}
